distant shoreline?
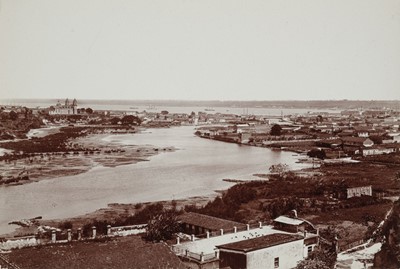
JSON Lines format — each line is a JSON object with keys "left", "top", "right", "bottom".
{"left": 2, "top": 98, "right": 400, "bottom": 110}
{"left": 0, "top": 126, "right": 173, "bottom": 187}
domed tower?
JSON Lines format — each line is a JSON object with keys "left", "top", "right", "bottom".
{"left": 72, "top": 98, "right": 78, "bottom": 114}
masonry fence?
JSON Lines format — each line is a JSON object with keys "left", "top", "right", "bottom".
{"left": 338, "top": 239, "right": 365, "bottom": 252}
{"left": 183, "top": 250, "right": 218, "bottom": 262}
{"left": 0, "top": 224, "right": 148, "bottom": 251}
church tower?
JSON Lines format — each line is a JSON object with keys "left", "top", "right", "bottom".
{"left": 72, "top": 98, "right": 78, "bottom": 114}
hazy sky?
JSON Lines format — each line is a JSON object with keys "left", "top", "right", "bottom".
{"left": 1, "top": 0, "right": 399, "bottom": 101}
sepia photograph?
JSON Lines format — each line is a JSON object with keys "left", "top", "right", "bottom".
{"left": 0, "top": 0, "right": 399, "bottom": 268}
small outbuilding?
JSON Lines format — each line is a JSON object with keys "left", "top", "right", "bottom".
{"left": 273, "top": 216, "right": 316, "bottom": 234}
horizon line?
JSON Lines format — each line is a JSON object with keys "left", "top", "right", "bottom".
{"left": 1, "top": 98, "right": 400, "bottom": 103}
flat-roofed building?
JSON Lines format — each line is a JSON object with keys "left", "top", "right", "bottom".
{"left": 217, "top": 233, "right": 318, "bottom": 269}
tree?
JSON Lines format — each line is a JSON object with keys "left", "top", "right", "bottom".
{"left": 161, "top": 110, "right": 169, "bottom": 115}
{"left": 145, "top": 209, "right": 181, "bottom": 242}
{"left": 9, "top": 110, "right": 18, "bottom": 120}
{"left": 85, "top": 107, "right": 93, "bottom": 114}
{"left": 270, "top": 124, "right": 282, "bottom": 136}
{"left": 307, "top": 148, "right": 326, "bottom": 160}
{"left": 369, "top": 135, "right": 383, "bottom": 145}
{"left": 110, "top": 117, "right": 120, "bottom": 125}
{"left": 269, "top": 163, "right": 289, "bottom": 177}
{"left": 121, "top": 115, "right": 141, "bottom": 125}
{"left": 395, "top": 171, "right": 400, "bottom": 181}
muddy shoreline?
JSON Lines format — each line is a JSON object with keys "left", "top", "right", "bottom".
{"left": 0, "top": 127, "right": 175, "bottom": 187}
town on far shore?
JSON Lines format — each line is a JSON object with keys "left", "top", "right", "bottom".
{"left": 0, "top": 98, "right": 400, "bottom": 269}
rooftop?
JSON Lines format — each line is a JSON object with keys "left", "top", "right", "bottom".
{"left": 217, "top": 233, "right": 303, "bottom": 252}
{"left": 178, "top": 212, "right": 244, "bottom": 231}
{"left": 173, "top": 225, "right": 287, "bottom": 255}
{"left": 274, "top": 216, "right": 305, "bottom": 226}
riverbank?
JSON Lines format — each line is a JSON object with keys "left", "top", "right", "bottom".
{"left": 0, "top": 125, "right": 312, "bottom": 236}
{"left": 0, "top": 126, "right": 174, "bottom": 186}
{"left": 2, "top": 195, "right": 217, "bottom": 238}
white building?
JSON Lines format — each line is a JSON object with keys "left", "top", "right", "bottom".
{"left": 217, "top": 233, "right": 318, "bottom": 269}
{"left": 347, "top": 185, "right": 372, "bottom": 199}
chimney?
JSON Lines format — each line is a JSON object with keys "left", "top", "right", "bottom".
{"left": 292, "top": 209, "right": 298, "bottom": 218}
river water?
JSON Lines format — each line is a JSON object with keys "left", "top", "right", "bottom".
{"left": 0, "top": 126, "right": 309, "bottom": 234}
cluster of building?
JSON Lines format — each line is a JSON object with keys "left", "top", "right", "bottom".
{"left": 173, "top": 212, "right": 319, "bottom": 269}
{"left": 196, "top": 109, "right": 400, "bottom": 158}
{"left": 5, "top": 99, "right": 400, "bottom": 159}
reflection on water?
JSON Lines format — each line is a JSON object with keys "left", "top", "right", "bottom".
{"left": 0, "top": 126, "right": 308, "bottom": 234}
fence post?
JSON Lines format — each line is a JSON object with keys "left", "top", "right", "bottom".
{"left": 35, "top": 232, "right": 41, "bottom": 245}
{"left": 234, "top": 226, "right": 237, "bottom": 233}
{"left": 67, "top": 229, "right": 72, "bottom": 242}
{"left": 77, "top": 228, "right": 82, "bottom": 240}
{"left": 246, "top": 224, "right": 250, "bottom": 231}
{"left": 206, "top": 231, "right": 210, "bottom": 239}
{"left": 107, "top": 225, "right": 111, "bottom": 236}
{"left": 92, "top": 226, "right": 97, "bottom": 239}
{"left": 200, "top": 252, "right": 204, "bottom": 262}
{"left": 259, "top": 221, "right": 262, "bottom": 228}
{"left": 176, "top": 237, "right": 180, "bottom": 245}
{"left": 51, "top": 230, "right": 56, "bottom": 243}
{"left": 220, "top": 229, "right": 224, "bottom": 236}
{"left": 191, "top": 234, "right": 195, "bottom": 242}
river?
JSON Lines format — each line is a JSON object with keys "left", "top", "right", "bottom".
{"left": 0, "top": 126, "right": 309, "bottom": 235}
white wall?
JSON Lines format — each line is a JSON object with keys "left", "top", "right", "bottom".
{"left": 246, "top": 239, "right": 304, "bottom": 269}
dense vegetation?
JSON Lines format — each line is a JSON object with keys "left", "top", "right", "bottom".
{"left": 0, "top": 127, "right": 91, "bottom": 162}
{"left": 373, "top": 199, "right": 400, "bottom": 268}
